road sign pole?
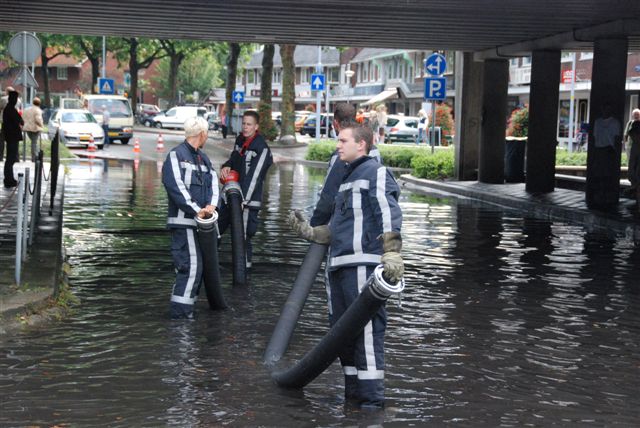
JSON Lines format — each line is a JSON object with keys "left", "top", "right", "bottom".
{"left": 316, "top": 46, "right": 322, "bottom": 143}
{"left": 431, "top": 102, "right": 436, "bottom": 154}
{"left": 22, "top": 33, "right": 28, "bottom": 162}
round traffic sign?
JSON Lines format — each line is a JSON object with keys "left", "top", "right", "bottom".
{"left": 424, "top": 53, "right": 447, "bottom": 76}
{"left": 8, "top": 32, "right": 42, "bottom": 65}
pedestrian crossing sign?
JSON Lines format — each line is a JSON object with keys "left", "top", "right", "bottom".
{"left": 98, "top": 78, "right": 115, "bottom": 95}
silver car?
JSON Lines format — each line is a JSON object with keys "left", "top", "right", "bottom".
{"left": 384, "top": 115, "right": 419, "bottom": 143}
{"left": 48, "top": 109, "right": 105, "bottom": 149}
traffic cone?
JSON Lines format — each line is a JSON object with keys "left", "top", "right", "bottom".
{"left": 133, "top": 137, "right": 141, "bottom": 153}
{"left": 156, "top": 133, "right": 165, "bottom": 153}
{"left": 87, "top": 135, "right": 96, "bottom": 152}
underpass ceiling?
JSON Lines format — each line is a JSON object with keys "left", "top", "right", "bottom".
{"left": 2, "top": 0, "right": 640, "bottom": 54}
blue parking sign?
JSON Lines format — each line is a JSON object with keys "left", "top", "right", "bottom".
{"left": 424, "top": 77, "right": 446, "bottom": 100}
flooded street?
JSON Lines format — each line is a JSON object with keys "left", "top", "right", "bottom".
{"left": 1, "top": 151, "right": 640, "bottom": 426}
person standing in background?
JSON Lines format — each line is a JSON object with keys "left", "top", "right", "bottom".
{"left": 22, "top": 97, "right": 44, "bottom": 162}
{"left": 101, "top": 105, "right": 111, "bottom": 148}
{"left": 3, "top": 90, "right": 23, "bottom": 188}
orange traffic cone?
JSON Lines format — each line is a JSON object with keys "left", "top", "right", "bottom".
{"left": 87, "top": 135, "right": 96, "bottom": 152}
{"left": 133, "top": 137, "right": 141, "bottom": 153}
{"left": 156, "top": 133, "right": 165, "bottom": 153}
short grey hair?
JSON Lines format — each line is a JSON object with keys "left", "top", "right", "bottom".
{"left": 184, "top": 116, "right": 209, "bottom": 138}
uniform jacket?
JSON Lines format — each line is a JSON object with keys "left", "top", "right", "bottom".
{"left": 310, "top": 146, "right": 382, "bottom": 227}
{"left": 328, "top": 156, "right": 401, "bottom": 270}
{"left": 162, "top": 141, "right": 219, "bottom": 228}
{"left": 222, "top": 133, "right": 273, "bottom": 209}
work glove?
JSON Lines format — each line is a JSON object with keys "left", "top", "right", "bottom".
{"left": 380, "top": 231, "right": 404, "bottom": 283}
{"left": 287, "top": 210, "right": 331, "bottom": 244}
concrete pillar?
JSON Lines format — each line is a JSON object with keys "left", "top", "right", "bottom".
{"left": 454, "top": 52, "right": 483, "bottom": 180}
{"left": 478, "top": 59, "right": 509, "bottom": 184}
{"left": 526, "top": 50, "right": 561, "bottom": 193}
{"left": 586, "top": 37, "right": 628, "bottom": 209}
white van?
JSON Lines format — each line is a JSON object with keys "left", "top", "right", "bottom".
{"left": 153, "top": 106, "right": 207, "bottom": 130}
{"left": 83, "top": 94, "right": 134, "bottom": 144}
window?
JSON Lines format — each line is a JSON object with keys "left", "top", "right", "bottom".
{"left": 247, "top": 69, "right": 255, "bottom": 84}
{"left": 57, "top": 67, "right": 68, "bottom": 80}
{"left": 580, "top": 52, "right": 593, "bottom": 60}
{"left": 522, "top": 56, "right": 532, "bottom": 66}
{"left": 445, "top": 51, "right": 455, "bottom": 75}
{"left": 328, "top": 67, "right": 339, "bottom": 83}
{"left": 273, "top": 69, "right": 282, "bottom": 84}
{"left": 363, "top": 62, "right": 369, "bottom": 82}
{"left": 509, "top": 58, "right": 519, "bottom": 67}
{"left": 301, "top": 67, "right": 311, "bottom": 84}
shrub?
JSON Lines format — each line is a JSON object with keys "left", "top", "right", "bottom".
{"left": 378, "top": 145, "right": 426, "bottom": 169}
{"left": 507, "top": 106, "right": 529, "bottom": 137}
{"left": 305, "top": 140, "right": 335, "bottom": 162}
{"left": 411, "top": 150, "right": 455, "bottom": 179}
{"left": 428, "top": 103, "right": 455, "bottom": 139}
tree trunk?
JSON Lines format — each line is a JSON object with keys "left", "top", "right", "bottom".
{"left": 90, "top": 57, "right": 100, "bottom": 93}
{"left": 128, "top": 38, "right": 139, "bottom": 112}
{"left": 280, "top": 44, "right": 296, "bottom": 142}
{"left": 168, "top": 53, "right": 184, "bottom": 106}
{"left": 225, "top": 43, "right": 241, "bottom": 135}
{"left": 259, "top": 44, "right": 276, "bottom": 141}
{"left": 40, "top": 49, "right": 51, "bottom": 107}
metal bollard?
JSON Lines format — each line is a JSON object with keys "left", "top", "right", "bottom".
{"left": 22, "top": 168, "right": 30, "bottom": 260}
{"left": 15, "top": 173, "right": 24, "bottom": 285}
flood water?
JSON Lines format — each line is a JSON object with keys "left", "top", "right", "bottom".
{"left": 1, "top": 150, "right": 640, "bottom": 427}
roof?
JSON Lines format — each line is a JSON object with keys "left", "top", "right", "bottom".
{"left": 351, "top": 49, "right": 407, "bottom": 63}
{"left": 247, "top": 45, "right": 340, "bottom": 69}
{"left": 3, "top": 1, "right": 640, "bottom": 54}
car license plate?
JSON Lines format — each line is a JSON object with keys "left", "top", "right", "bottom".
{"left": 80, "top": 136, "right": 90, "bottom": 141}
{"left": 108, "top": 132, "right": 119, "bottom": 137}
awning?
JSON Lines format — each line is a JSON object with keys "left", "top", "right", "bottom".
{"left": 361, "top": 88, "right": 398, "bottom": 106}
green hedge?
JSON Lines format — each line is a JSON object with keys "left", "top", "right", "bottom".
{"left": 305, "top": 143, "right": 630, "bottom": 180}
{"left": 411, "top": 150, "right": 455, "bottom": 179}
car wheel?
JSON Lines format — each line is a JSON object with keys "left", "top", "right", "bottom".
{"left": 144, "top": 120, "right": 152, "bottom": 127}
{"left": 155, "top": 122, "right": 163, "bottom": 129}
{"left": 121, "top": 138, "right": 130, "bottom": 145}
{"left": 97, "top": 144, "right": 104, "bottom": 150}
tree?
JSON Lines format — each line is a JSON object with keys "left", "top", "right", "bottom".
{"left": 280, "top": 44, "right": 296, "bottom": 142}
{"left": 225, "top": 43, "right": 241, "bottom": 134}
{"left": 112, "top": 37, "right": 165, "bottom": 113}
{"left": 72, "top": 35, "right": 102, "bottom": 94}
{"left": 38, "top": 34, "right": 74, "bottom": 107}
{"left": 159, "top": 39, "right": 201, "bottom": 106}
{"left": 156, "top": 49, "right": 222, "bottom": 101}
{"left": 258, "top": 44, "right": 278, "bottom": 141}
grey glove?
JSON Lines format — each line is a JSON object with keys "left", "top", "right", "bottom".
{"left": 380, "top": 231, "right": 404, "bottom": 283}
{"left": 287, "top": 210, "right": 331, "bottom": 244}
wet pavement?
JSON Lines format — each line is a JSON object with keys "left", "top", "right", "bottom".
{"left": 1, "top": 150, "right": 640, "bottom": 426}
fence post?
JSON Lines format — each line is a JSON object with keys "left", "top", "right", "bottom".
{"left": 15, "top": 173, "right": 25, "bottom": 285}
{"left": 22, "top": 168, "right": 30, "bottom": 260}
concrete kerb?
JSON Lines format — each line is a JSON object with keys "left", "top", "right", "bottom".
{"left": 400, "top": 174, "right": 640, "bottom": 239}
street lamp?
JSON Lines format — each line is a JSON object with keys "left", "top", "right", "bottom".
{"left": 345, "top": 68, "right": 355, "bottom": 103}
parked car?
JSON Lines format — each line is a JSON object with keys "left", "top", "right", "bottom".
{"left": 136, "top": 103, "right": 161, "bottom": 127}
{"left": 300, "top": 113, "right": 334, "bottom": 137}
{"left": 47, "top": 109, "right": 105, "bottom": 149}
{"left": 384, "top": 115, "right": 419, "bottom": 143}
{"left": 153, "top": 106, "right": 207, "bottom": 129}
{"left": 295, "top": 111, "right": 311, "bottom": 132}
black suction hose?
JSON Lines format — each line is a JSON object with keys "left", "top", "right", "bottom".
{"left": 263, "top": 242, "right": 328, "bottom": 365}
{"left": 271, "top": 265, "right": 404, "bottom": 389}
{"left": 195, "top": 212, "right": 227, "bottom": 310}
{"left": 222, "top": 180, "right": 247, "bottom": 287}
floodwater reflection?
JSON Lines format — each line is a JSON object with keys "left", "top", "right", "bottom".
{"left": 1, "top": 156, "right": 639, "bottom": 426}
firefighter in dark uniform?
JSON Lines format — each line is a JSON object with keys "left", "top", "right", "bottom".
{"left": 309, "top": 103, "right": 381, "bottom": 227}
{"left": 218, "top": 110, "right": 273, "bottom": 268}
{"left": 162, "top": 117, "right": 219, "bottom": 319}
{"left": 289, "top": 124, "right": 404, "bottom": 408}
